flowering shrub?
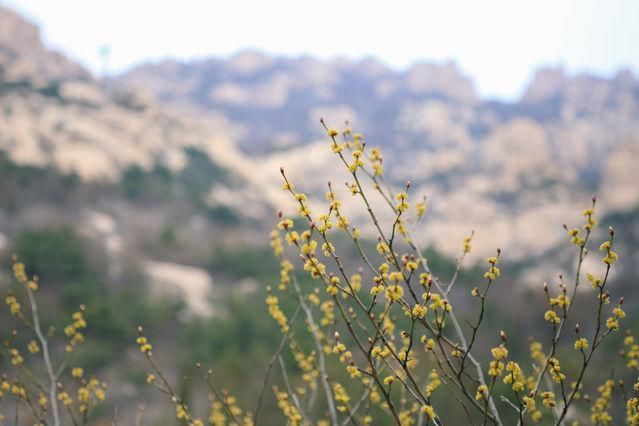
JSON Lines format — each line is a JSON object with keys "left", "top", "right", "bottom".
{"left": 136, "top": 122, "right": 636, "bottom": 425}
{"left": 1, "top": 256, "right": 106, "bottom": 425}
{"left": 2, "top": 121, "right": 638, "bottom": 425}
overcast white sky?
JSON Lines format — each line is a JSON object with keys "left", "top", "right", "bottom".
{"left": 3, "top": 0, "right": 638, "bottom": 100}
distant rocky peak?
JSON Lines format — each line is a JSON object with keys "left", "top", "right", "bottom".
{"left": 521, "top": 67, "right": 567, "bottom": 103}
{"left": 522, "top": 67, "right": 639, "bottom": 107}
{"left": 0, "top": 5, "right": 90, "bottom": 83}
{"left": 0, "top": 5, "right": 42, "bottom": 54}
{"left": 226, "top": 49, "right": 275, "bottom": 75}
{"left": 404, "top": 61, "right": 477, "bottom": 103}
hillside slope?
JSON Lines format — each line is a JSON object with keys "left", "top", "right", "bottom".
{"left": 1, "top": 4, "right": 637, "bottom": 276}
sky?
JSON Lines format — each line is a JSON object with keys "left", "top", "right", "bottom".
{"left": 3, "top": 0, "right": 638, "bottom": 100}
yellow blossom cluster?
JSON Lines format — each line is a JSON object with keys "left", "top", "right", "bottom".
{"left": 5, "top": 292, "right": 21, "bottom": 316}
{"left": 64, "top": 305, "right": 88, "bottom": 352}
{"left": 415, "top": 198, "right": 427, "bottom": 219}
{"left": 484, "top": 254, "right": 501, "bottom": 281}
{"left": 488, "top": 345, "right": 508, "bottom": 377}
{"left": 421, "top": 404, "right": 437, "bottom": 421}
{"left": 425, "top": 369, "right": 441, "bottom": 396}
{"left": 274, "top": 387, "right": 303, "bottom": 425}
{"left": 320, "top": 300, "right": 335, "bottom": 327}
{"left": 549, "top": 294, "right": 570, "bottom": 308}
{"left": 599, "top": 240, "right": 619, "bottom": 265}
{"left": 547, "top": 357, "right": 566, "bottom": 383}
{"left": 462, "top": 233, "right": 473, "bottom": 254}
{"left": 9, "top": 348, "right": 24, "bottom": 366}
{"left": 27, "top": 340, "right": 40, "bottom": 354}
{"left": 265, "top": 290, "right": 289, "bottom": 333}
{"left": 587, "top": 272, "right": 603, "bottom": 288}
{"left": 369, "top": 147, "right": 383, "bottom": 176}
{"left": 503, "top": 361, "right": 525, "bottom": 392}
{"left": 606, "top": 304, "right": 625, "bottom": 331}
{"left": 574, "top": 337, "right": 589, "bottom": 351}
{"left": 591, "top": 379, "right": 615, "bottom": 424}
{"left": 624, "top": 335, "right": 639, "bottom": 369}
{"left": 544, "top": 309, "right": 561, "bottom": 324}
{"left": 136, "top": 327, "right": 153, "bottom": 353}
{"left": 475, "top": 384, "right": 488, "bottom": 401}
{"left": 541, "top": 391, "right": 556, "bottom": 407}
{"left": 395, "top": 191, "right": 410, "bottom": 213}
{"left": 75, "top": 376, "right": 107, "bottom": 414}
{"left": 332, "top": 382, "right": 350, "bottom": 412}
{"left": 566, "top": 227, "right": 585, "bottom": 246}
{"left": 628, "top": 393, "right": 639, "bottom": 425}
{"left": 269, "top": 230, "right": 284, "bottom": 256}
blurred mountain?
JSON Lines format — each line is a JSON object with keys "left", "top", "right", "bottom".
{"left": 0, "top": 5, "right": 273, "bottom": 321}
{"left": 115, "top": 51, "right": 478, "bottom": 154}
{"left": 1, "top": 4, "right": 638, "bottom": 286}
{"left": 0, "top": 5, "right": 88, "bottom": 83}
{"left": 0, "top": 4, "right": 240, "bottom": 180}
{"left": 116, "top": 50, "right": 639, "bottom": 271}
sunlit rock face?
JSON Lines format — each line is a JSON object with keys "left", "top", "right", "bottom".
{"left": 144, "top": 260, "right": 214, "bottom": 318}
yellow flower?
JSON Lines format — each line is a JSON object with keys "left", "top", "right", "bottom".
{"left": 385, "top": 284, "right": 404, "bottom": 302}
{"left": 475, "top": 384, "right": 488, "bottom": 400}
{"left": 541, "top": 391, "right": 556, "bottom": 407}
{"left": 27, "top": 340, "right": 40, "bottom": 354}
{"left": 95, "top": 388, "right": 106, "bottom": 401}
{"left": 332, "top": 343, "right": 346, "bottom": 354}
{"left": 58, "top": 391, "right": 73, "bottom": 406}
{"left": 548, "top": 358, "right": 566, "bottom": 383}
{"left": 606, "top": 317, "right": 619, "bottom": 331}
{"left": 136, "top": 335, "right": 153, "bottom": 353}
{"left": 587, "top": 273, "right": 602, "bottom": 288}
{"left": 421, "top": 405, "right": 436, "bottom": 420}
{"left": 574, "top": 338, "right": 589, "bottom": 350}
{"left": 346, "top": 365, "right": 361, "bottom": 378}
{"left": 419, "top": 273, "right": 432, "bottom": 287}
{"left": 368, "top": 284, "right": 382, "bottom": 296}
{"left": 463, "top": 235, "right": 473, "bottom": 253}
{"left": 602, "top": 251, "right": 619, "bottom": 265}
{"left": 491, "top": 345, "right": 508, "bottom": 360}
{"left": 333, "top": 382, "right": 350, "bottom": 404}
{"left": 281, "top": 182, "right": 295, "bottom": 191}
{"left": 10, "top": 348, "right": 24, "bottom": 366}
{"left": 523, "top": 396, "right": 535, "bottom": 410}
{"left": 613, "top": 306, "right": 626, "bottom": 318}
{"left": 412, "top": 304, "right": 427, "bottom": 319}
{"left": 5, "top": 294, "right": 21, "bottom": 316}
{"left": 544, "top": 310, "right": 561, "bottom": 324}
{"left": 27, "top": 279, "right": 38, "bottom": 291}
{"left": 38, "top": 393, "right": 48, "bottom": 408}
{"left": 277, "top": 219, "right": 294, "bottom": 230}
{"left": 488, "top": 359, "right": 504, "bottom": 376}
{"left": 395, "top": 192, "right": 410, "bottom": 212}
{"left": 416, "top": 201, "right": 427, "bottom": 219}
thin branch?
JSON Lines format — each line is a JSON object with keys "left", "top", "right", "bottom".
{"left": 26, "top": 288, "right": 61, "bottom": 426}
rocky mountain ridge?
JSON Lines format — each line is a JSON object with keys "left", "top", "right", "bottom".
{"left": 1, "top": 5, "right": 637, "bottom": 276}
